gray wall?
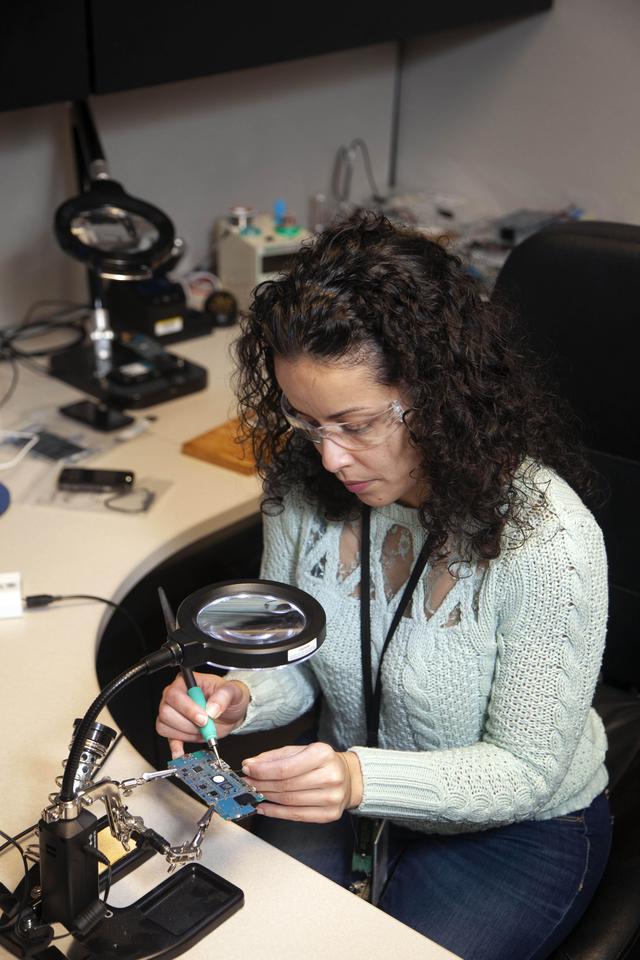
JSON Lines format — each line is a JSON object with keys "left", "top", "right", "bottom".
{"left": 0, "top": 43, "right": 396, "bottom": 328}
{"left": 397, "top": 0, "right": 640, "bottom": 223}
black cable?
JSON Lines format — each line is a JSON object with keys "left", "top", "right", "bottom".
{"left": 0, "top": 825, "right": 37, "bottom": 857}
{"left": 83, "top": 846, "right": 112, "bottom": 905}
{"left": 24, "top": 593, "right": 146, "bottom": 660}
{"left": 20, "top": 299, "right": 88, "bottom": 330}
{"left": 104, "top": 488, "right": 155, "bottom": 514}
{"left": 0, "top": 355, "right": 18, "bottom": 412}
{"left": 0, "top": 305, "right": 87, "bottom": 356}
{"left": 0, "top": 829, "right": 29, "bottom": 931}
{"left": 0, "top": 304, "right": 88, "bottom": 412}
{"left": 8, "top": 316, "right": 86, "bottom": 358}
{"left": 0, "top": 732, "right": 124, "bottom": 860}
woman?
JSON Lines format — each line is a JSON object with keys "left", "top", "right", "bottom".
{"left": 157, "top": 211, "right": 611, "bottom": 960}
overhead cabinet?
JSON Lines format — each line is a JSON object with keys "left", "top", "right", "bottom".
{"left": 1, "top": 1, "right": 553, "bottom": 111}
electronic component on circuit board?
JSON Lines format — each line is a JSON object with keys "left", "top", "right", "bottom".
{"left": 168, "top": 750, "right": 264, "bottom": 820}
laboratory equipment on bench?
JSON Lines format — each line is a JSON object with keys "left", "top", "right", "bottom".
{"left": 215, "top": 205, "right": 313, "bottom": 311}
{"left": 0, "top": 580, "right": 325, "bottom": 960}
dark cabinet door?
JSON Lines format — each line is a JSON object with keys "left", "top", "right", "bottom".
{"left": 0, "top": 1, "right": 89, "bottom": 112}
{"left": 0, "top": 1, "right": 552, "bottom": 110}
{"left": 89, "top": 1, "right": 553, "bottom": 96}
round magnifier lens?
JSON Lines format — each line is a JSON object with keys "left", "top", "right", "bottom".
{"left": 70, "top": 206, "right": 159, "bottom": 253}
{"left": 196, "top": 593, "right": 306, "bottom": 645}
{"left": 176, "top": 579, "right": 325, "bottom": 669}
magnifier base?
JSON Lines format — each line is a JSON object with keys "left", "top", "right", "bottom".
{"left": 0, "top": 862, "right": 242, "bottom": 960}
{"left": 49, "top": 343, "right": 207, "bottom": 410}
{"left": 68, "top": 864, "right": 243, "bottom": 960}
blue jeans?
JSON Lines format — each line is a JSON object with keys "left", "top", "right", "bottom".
{"left": 251, "top": 791, "right": 612, "bottom": 960}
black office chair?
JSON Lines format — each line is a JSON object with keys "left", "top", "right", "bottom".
{"left": 493, "top": 221, "right": 640, "bottom": 960}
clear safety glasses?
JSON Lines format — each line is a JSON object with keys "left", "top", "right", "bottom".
{"left": 280, "top": 394, "right": 406, "bottom": 450}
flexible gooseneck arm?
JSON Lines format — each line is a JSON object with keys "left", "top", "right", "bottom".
{"left": 72, "top": 100, "right": 110, "bottom": 184}
{"left": 59, "top": 644, "right": 180, "bottom": 803}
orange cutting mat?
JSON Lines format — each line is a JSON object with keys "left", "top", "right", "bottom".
{"left": 181, "top": 417, "right": 256, "bottom": 475}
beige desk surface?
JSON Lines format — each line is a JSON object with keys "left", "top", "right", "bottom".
{"left": 0, "top": 329, "right": 457, "bottom": 959}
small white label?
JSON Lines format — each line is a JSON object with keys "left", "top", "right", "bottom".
{"left": 155, "top": 316, "right": 184, "bottom": 335}
{"left": 288, "top": 637, "right": 317, "bottom": 662}
{"left": 119, "top": 361, "right": 149, "bottom": 377}
{"left": 0, "top": 571, "right": 23, "bottom": 619}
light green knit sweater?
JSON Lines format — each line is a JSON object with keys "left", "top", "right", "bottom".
{"left": 232, "top": 464, "right": 609, "bottom": 834}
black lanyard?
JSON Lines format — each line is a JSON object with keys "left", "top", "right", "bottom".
{"left": 360, "top": 505, "right": 432, "bottom": 748}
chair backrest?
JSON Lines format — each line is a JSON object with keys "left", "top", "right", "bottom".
{"left": 493, "top": 221, "right": 640, "bottom": 690}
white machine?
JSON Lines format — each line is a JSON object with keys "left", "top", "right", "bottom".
{"left": 215, "top": 209, "right": 313, "bottom": 311}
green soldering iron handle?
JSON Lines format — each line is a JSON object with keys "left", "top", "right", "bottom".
{"left": 187, "top": 684, "right": 218, "bottom": 741}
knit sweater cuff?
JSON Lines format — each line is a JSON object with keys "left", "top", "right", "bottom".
{"left": 349, "top": 746, "right": 443, "bottom": 818}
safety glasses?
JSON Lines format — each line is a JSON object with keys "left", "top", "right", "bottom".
{"left": 280, "top": 394, "right": 406, "bottom": 450}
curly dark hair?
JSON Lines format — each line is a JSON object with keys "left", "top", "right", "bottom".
{"left": 233, "top": 209, "right": 594, "bottom": 562}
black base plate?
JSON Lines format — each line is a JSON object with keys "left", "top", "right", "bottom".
{"left": 69, "top": 864, "right": 243, "bottom": 960}
{"left": 49, "top": 344, "right": 207, "bottom": 410}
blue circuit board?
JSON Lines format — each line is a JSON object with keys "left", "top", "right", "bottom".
{"left": 168, "top": 750, "right": 264, "bottom": 821}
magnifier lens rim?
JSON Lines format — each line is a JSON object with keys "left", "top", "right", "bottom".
{"left": 55, "top": 179, "right": 176, "bottom": 275}
{"left": 175, "top": 579, "right": 326, "bottom": 670}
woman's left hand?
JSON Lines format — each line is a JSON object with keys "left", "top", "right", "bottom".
{"left": 242, "top": 742, "right": 363, "bottom": 823}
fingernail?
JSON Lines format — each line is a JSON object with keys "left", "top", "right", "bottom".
{"left": 242, "top": 764, "right": 251, "bottom": 774}
{"left": 195, "top": 713, "right": 207, "bottom": 726}
{"left": 206, "top": 703, "right": 221, "bottom": 719}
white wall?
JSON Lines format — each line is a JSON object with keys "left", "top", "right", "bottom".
{"left": 0, "top": 44, "right": 396, "bottom": 328}
{"left": 397, "top": 0, "right": 640, "bottom": 224}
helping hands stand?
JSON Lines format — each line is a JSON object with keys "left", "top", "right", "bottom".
{"left": 1, "top": 727, "right": 244, "bottom": 959}
{"left": 0, "top": 580, "right": 326, "bottom": 959}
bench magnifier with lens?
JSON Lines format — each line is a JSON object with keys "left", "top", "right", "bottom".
{"left": 0, "top": 579, "right": 325, "bottom": 960}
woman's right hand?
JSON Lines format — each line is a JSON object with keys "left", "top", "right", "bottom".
{"left": 156, "top": 673, "right": 251, "bottom": 758}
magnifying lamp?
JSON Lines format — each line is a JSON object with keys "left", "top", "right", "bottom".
{"left": 55, "top": 101, "right": 182, "bottom": 380}
{"left": 173, "top": 579, "right": 326, "bottom": 670}
{"left": 5, "top": 579, "right": 326, "bottom": 960}
{"left": 54, "top": 101, "right": 180, "bottom": 284}
{"left": 50, "top": 100, "right": 191, "bottom": 405}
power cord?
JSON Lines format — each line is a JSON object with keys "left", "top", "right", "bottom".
{"left": 0, "top": 732, "right": 123, "bottom": 860}
{"left": 82, "top": 846, "right": 113, "bottom": 905}
{"left": 0, "top": 357, "right": 18, "bottom": 412}
{"left": 0, "top": 301, "right": 89, "bottom": 413}
{"left": 0, "top": 824, "right": 72, "bottom": 946}
{"left": 24, "top": 593, "right": 146, "bottom": 659}
{"left": 0, "top": 829, "right": 29, "bottom": 932}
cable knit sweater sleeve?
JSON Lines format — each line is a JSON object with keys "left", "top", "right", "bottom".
{"left": 352, "top": 505, "right": 609, "bottom": 826}
{"left": 230, "top": 498, "right": 321, "bottom": 732}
